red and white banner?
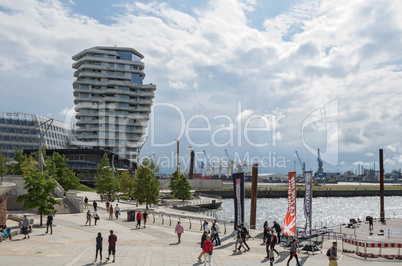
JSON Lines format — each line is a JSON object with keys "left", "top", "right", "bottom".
{"left": 282, "top": 172, "right": 296, "bottom": 236}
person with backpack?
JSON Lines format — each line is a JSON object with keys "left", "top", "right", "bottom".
{"left": 233, "top": 225, "right": 247, "bottom": 253}
{"left": 197, "top": 231, "right": 209, "bottom": 261}
{"left": 240, "top": 223, "right": 250, "bottom": 251}
{"left": 269, "top": 230, "right": 280, "bottom": 257}
{"left": 287, "top": 239, "right": 300, "bottom": 266}
{"left": 328, "top": 242, "right": 338, "bottom": 266}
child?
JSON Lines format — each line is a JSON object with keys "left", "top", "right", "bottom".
{"left": 269, "top": 247, "right": 275, "bottom": 266}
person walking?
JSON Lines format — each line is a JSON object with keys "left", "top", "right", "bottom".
{"left": 269, "top": 230, "right": 280, "bottom": 257}
{"left": 197, "top": 231, "right": 208, "bottom": 261}
{"left": 328, "top": 242, "right": 338, "bottom": 266}
{"left": 204, "top": 221, "right": 210, "bottom": 234}
{"left": 269, "top": 247, "right": 275, "bottom": 266}
{"left": 22, "top": 215, "right": 30, "bottom": 239}
{"left": 175, "top": 221, "right": 184, "bottom": 243}
{"left": 93, "top": 209, "right": 100, "bottom": 225}
{"left": 273, "top": 221, "right": 282, "bottom": 244}
{"left": 240, "top": 223, "right": 250, "bottom": 251}
{"left": 233, "top": 225, "right": 246, "bottom": 253}
{"left": 287, "top": 239, "right": 300, "bottom": 266}
{"left": 143, "top": 210, "right": 148, "bottom": 228}
{"left": 265, "top": 229, "right": 272, "bottom": 258}
{"left": 84, "top": 196, "right": 88, "bottom": 209}
{"left": 203, "top": 235, "right": 213, "bottom": 266}
{"left": 136, "top": 210, "right": 142, "bottom": 229}
{"left": 106, "top": 200, "right": 110, "bottom": 213}
{"left": 213, "top": 220, "right": 221, "bottom": 245}
{"left": 46, "top": 212, "right": 53, "bottom": 234}
{"left": 210, "top": 222, "right": 218, "bottom": 245}
{"left": 109, "top": 205, "right": 114, "bottom": 220}
{"left": 106, "top": 230, "right": 117, "bottom": 263}
{"left": 95, "top": 232, "right": 103, "bottom": 263}
{"left": 93, "top": 200, "right": 97, "bottom": 211}
{"left": 369, "top": 216, "right": 373, "bottom": 231}
{"left": 115, "top": 204, "right": 120, "bottom": 220}
{"left": 85, "top": 210, "right": 92, "bottom": 226}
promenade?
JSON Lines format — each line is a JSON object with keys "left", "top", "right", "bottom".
{"left": 0, "top": 191, "right": 399, "bottom": 265}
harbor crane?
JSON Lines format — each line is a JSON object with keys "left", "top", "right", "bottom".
{"left": 295, "top": 151, "right": 305, "bottom": 173}
{"left": 224, "top": 149, "right": 235, "bottom": 178}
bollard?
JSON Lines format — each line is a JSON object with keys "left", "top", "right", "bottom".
{"left": 169, "top": 215, "right": 171, "bottom": 226}
{"left": 200, "top": 219, "right": 203, "bottom": 231}
{"left": 189, "top": 218, "right": 192, "bottom": 229}
{"left": 364, "top": 241, "right": 367, "bottom": 261}
{"left": 162, "top": 214, "right": 164, "bottom": 225}
{"left": 224, "top": 222, "right": 227, "bottom": 235}
{"left": 153, "top": 213, "right": 155, "bottom": 223}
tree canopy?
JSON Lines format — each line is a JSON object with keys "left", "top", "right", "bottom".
{"left": 119, "top": 171, "right": 135, "bottom": 197}
{"left": 133, "top": 163, "right": 160, "bottom": 209}
{"left": 0, "top": 149, "right": 9, "bottom": 184}
{"left": 45, "top": 152, "right": 79, "bottom": 190}
{"left": 10, "top": 149, "right": 26, "bottom": 175}
{"left": 95, "top": 154, "right": 119, "bottom": 199}
{"left": 16, "top": 156, "right": 61, "bottom": 225}
{"left": 169, "top": 170, "right": 192, "bottom": 200}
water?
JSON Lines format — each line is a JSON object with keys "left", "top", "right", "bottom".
{"left": 215, "top": 196, "right": 402, "bottom": 230}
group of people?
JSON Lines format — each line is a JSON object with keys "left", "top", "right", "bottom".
{"left": 135, "top": 210, "right": 148, "bottom": 228}
{"left": 94, "top": 230, "right": 118, "bottom": 263}
{"left": 106, "top": 201, "right": 121, "bottom": 220}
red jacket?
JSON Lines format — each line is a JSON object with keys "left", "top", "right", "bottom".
{"left": 136, "top": 212, "right": 142, "bottom": 219}
{"left": 203, "top": 240, "right": 213, "bottom": 253}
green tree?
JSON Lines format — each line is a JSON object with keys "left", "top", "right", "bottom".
{"left": 133, "top": 163, "right": 160, "bottom": 209}
{"left": 174, "top": 174, "right": 192, "bottom": 200}
{"left": 119, "top": 172, "right": 135, "bottom": 197}
{"left": 169, "top": 170, "right": 180, "bottom": 194}
{"left": 45, "top": 152, "right": 79, "bottom": 190}
{"left": 16, "top": 156, "right": 61, "bottom": 226}
{"left": 142, "top": 157, "right": 159, "bottom": 174}
{"left": 10, "top": 149, "right": 26, "bottom": 175}
{"left": 95, "top": 154, "right": 119, "bottom": 199}
{"left": 0, "top": 150, "right": 9, "bottom": 184}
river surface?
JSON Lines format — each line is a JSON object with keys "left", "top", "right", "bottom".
{"left": 215, "top": 196, "right": 402, "bottom": 230}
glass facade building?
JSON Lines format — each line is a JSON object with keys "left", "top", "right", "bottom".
{"left": 0, "top": 112, "right": 71, "bottom": 158}
{"left": 71, "top": 46, "right": 156, "bottom": 164}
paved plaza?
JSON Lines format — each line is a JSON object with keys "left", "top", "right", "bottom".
{"left": 1, "top": 192, "right": 401, "bottom": 265}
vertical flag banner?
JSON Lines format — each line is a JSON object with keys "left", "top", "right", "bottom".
{"left": 303, "top": 171, "right": 313, "bottom": 238}
{"left": 232, "top": 172, "right": 245, "bottom": 228}
{"left": 282, "top": 172, "right": 296, "bottom": 236}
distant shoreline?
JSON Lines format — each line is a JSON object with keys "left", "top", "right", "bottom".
{"left": 201, "top": 188, "right": 402, "bottom": 198}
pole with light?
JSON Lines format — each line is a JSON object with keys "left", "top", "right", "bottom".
{"left": 34, "top": 118, "right": 54, "bottom": 173}
{"left": 175, "top": 139, "right": 179, "bottom": 173}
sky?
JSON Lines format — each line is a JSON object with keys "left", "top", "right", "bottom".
{"left": 1, "top": 0, "right": 402, "bottom": 175}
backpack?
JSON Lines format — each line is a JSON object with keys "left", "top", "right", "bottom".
{"left": 326, "top": 248, "right": 331, "bottom": 257}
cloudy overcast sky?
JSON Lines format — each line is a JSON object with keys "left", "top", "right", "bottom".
{"left": 1, "top": 0, "right": 402, "bottom": 174}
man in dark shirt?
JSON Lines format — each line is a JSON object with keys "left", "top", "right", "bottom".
{"left": 46, "top": 212, "right": 53, "bottom": 234}
{"left": 273, "top": 221, "right": 282, "bottom": 244}
{"left": 106, "top": 230, "right": 117, "bottom": 263}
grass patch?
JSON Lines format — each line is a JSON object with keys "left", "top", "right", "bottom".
{"left": 76, "top": 184, "right": 97, "bottom": 192}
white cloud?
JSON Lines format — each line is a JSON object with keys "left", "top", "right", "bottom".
{"left": 1, "top": 0, "right": 402, "bottom": 173}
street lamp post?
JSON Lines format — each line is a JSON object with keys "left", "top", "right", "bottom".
{"left": 34, "top": 118, "right": 54, "bottom": 173}
{"left": 175, "top": 139, "right": 179, "bottom": 173}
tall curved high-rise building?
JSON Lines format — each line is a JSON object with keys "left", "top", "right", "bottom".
{"left": 72, "top": 46, "right": 156, "bottom": 165}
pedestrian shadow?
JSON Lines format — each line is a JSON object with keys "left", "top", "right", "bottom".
{"left": 260, "top": 257, "right": 269, "bottom": 263}
{"left": 270, "top": 251, "right": 288, "bottom": 263}
{"left": 192, "top": 261, "right": 204, "bottom": 266}
{"left": 169, "top": 242, "right": 180, "bottom": 245}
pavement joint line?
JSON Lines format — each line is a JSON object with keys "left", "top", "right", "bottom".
{"left": 66, "top": 246, "right": 92, "bottom": 266}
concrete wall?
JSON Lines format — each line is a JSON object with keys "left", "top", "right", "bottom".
{"left": 159, "top": 179, "right": 222, "bottom": 190}
{"left": 65, "top": 190, "right": 84, "bottom": 213}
